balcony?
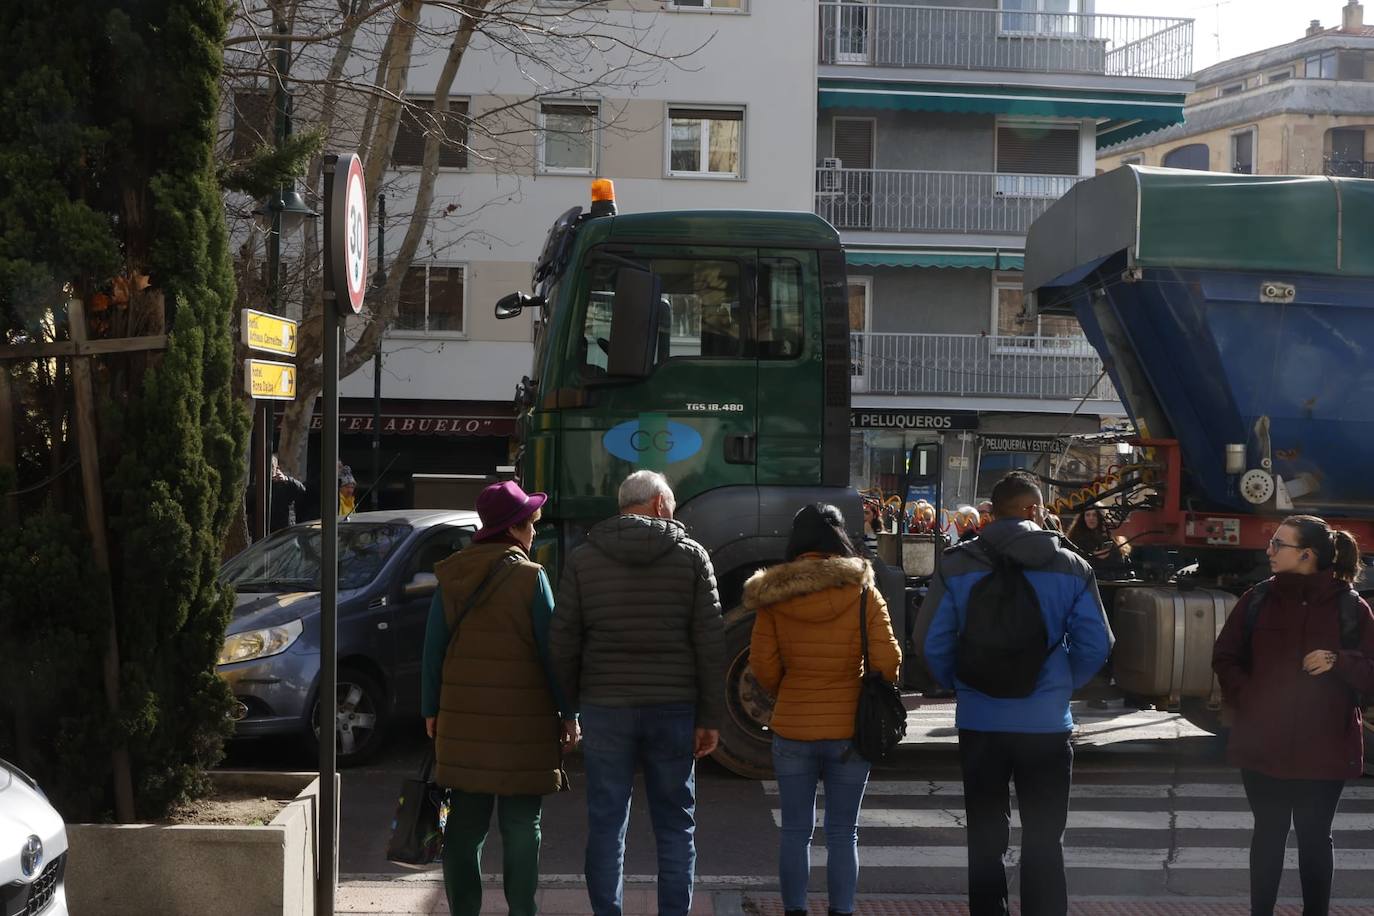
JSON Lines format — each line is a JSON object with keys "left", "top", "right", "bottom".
{"left": 816, "top": 168, "right": 1083, "bottom": 235}
{"left": 851, "top": 332, "right": 1119, "bottom": 401}
{"left": 819, "top": 3, "right": 1193, "bottom": 81}
{"left": 1323, "top": 156, "right": 1374, "bottom": 179}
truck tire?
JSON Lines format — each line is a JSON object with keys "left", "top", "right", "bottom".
{"left": 1179, "top": 698, "right": 1226, "bottom": 736}
{"left": 711, "top": 606, "right": 775, "bottom": 779}
{"left": 1364, "top": 711, "right": 1374, "bottom": 777}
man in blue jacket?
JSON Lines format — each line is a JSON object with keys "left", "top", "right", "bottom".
{"left": 922, "top": 472, "right": 1113, "bottom": 916}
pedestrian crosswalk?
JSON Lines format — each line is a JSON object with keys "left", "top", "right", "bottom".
{"left": 759, "top": 777, "right": 1374, "bottom": 897}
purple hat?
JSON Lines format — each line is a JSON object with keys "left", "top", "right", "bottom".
{"left": 473, "top": 480, "right": 547, "bottom": 542}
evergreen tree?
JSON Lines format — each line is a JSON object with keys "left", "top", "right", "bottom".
{"left": 0, "top": 0, "right": 248, "bottom": 819}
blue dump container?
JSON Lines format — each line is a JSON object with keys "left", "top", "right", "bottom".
{"left": 1024, "top": 166, "right": 1374, "bottom": 518}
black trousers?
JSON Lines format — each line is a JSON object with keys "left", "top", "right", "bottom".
{"left": 958, "top": 729, "right": 1073, "bottom": 916}
{"left": 1241, "top": 769, "right": 1345, "bottom": 916}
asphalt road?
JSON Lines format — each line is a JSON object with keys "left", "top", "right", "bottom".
{"left": 222, "top": 698, "right": 1269, "bottom": 894}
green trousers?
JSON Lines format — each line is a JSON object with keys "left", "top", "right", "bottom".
{"left": 442, "top": 790, "right": 542, "bottom": 916}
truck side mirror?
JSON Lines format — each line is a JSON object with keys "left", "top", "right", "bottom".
{"left": 606, "top": 268, "right": 662, "bottom": 379}
{"left": 495, "top": 291, "right": 545, "bottom": 320}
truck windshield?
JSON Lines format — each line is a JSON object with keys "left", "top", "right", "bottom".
{"left": 577, "top": 257, "right": 746, "bottom": 379}
{"left": 220, "top": 522, "right": 412, "bottom": 592}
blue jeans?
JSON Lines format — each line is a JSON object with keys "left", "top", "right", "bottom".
{"left": 772, "top": 735, "right": 872, "bottom": 914}
{"left": 580, "top": 703, "right": 697, "bottom": 916}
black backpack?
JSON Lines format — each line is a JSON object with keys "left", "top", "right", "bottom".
{"left": 1241, "top": 579, "right": 1368, "bottom": 704}
{"left": 955, "top": 546, "right": 1055, "bottom": 698}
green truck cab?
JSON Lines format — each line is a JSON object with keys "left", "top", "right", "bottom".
{"left": 496, "top": 184, "right": 904, "bottom": 776}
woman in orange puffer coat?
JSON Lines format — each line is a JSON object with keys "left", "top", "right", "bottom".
{"left": 746, "top": 503, "right": 902, "bottom": 916}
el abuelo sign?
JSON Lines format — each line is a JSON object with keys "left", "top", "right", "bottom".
{"left": 851, "top": 408, "right": 978, "bottom": 431}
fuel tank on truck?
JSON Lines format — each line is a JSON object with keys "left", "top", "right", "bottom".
{"left": 1024, "top": 166, "right": 1374, "bottom": 519}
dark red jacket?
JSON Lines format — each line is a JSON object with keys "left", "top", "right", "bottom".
{"left": 1213, "top": 572, "right": 1374, "bottom": 780}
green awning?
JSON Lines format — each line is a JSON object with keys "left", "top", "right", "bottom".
{"left": 846, "top": 250, "right": 1024, "bottom": 270}
{"left": 818, "top": 79, "right": 1185, "bottom": 149}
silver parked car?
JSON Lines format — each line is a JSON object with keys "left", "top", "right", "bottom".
{"left": 0, "top": 758, "right": 68, "bottom": 916}
{"left": 217, "top": 509, "right": 479, "bottom": 764}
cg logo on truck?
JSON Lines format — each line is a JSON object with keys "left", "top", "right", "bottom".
{"left": 603, "top": 419, "right": 703, "bottom": 464}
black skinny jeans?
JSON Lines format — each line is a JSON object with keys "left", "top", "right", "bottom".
{"left": 1241, "top": 769, "right": 1346, "bottom": 916}
{"left": 959, "top": 730, "right": 1073, "bottom": 916}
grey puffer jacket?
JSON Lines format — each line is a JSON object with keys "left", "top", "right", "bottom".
{"left": 551, "top": 515, "right": 726, "bottom": 728}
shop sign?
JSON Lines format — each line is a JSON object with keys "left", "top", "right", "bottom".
{"left": 850, "top": 408, "right": 978, "bottom": 431}
{"left": 980, "top": 435, "right": 1071, "bottom": 453}
{"left": 306, "top": 414, "right": 514, "bottom": 436}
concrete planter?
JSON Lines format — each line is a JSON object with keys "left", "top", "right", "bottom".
{"left": 65, "top": 771, "right": 337, "bottom": 916}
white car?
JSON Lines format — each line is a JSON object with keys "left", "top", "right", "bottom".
{"left": 0, "top": 758, "right": 68, "bottom": 916}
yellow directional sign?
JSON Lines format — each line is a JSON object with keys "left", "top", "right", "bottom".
{"left": 242, "top": 309, "right": 299, "bottom": 356}
{"left": 245, "top": 358, "right": 297, "bottom": 400}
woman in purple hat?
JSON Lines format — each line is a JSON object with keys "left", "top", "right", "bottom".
{"left": 421, "top": 480, "right": 578, "bottom": 916}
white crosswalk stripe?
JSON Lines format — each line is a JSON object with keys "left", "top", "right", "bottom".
{"left": 760, "top": 775, "right": 1374, "bottom": 897}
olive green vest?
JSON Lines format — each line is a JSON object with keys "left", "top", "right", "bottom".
{"left": 432, "top": 543, "right": 562, "bottom": 796}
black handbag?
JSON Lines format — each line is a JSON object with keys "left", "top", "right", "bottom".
{"left": 852, "top": 587, "right": 908, "bottom": 763}
{"left": 385, "top": 747, "right": 448, "bottom": 868}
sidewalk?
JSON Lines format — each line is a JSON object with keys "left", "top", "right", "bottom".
{"left": 336, "top": 878, "right": 1374, "bottom": 915}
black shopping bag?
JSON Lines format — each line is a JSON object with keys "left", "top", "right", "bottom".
{"left": 385, "top": 747, "right": 447, "bottom": 868}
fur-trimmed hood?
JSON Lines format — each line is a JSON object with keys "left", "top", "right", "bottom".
{"left": 743, "top": 555, "right": 874, "bottom": 620}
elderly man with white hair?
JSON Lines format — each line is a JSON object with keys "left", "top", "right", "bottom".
{"left": 551, "top": 469, "right": 726, "bottom": 916}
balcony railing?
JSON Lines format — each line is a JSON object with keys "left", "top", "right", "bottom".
{"left": 817, "top": 168, "right": 1083, "bottom": 235}
{"left": 819, "top": 3, "right": 1193, "bottom": 80}
{"left": 1323, "top": 156, "right": 1374, "bottom": 179}
{"left": 851, "top": 332, "right": 1119, "bottom": 401}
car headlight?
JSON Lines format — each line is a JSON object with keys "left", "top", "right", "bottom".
{"left": 218, "top": 619, "right": 304, "bottom": 666}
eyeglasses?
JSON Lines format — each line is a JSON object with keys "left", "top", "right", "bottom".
{"left": 1268, "top": 537, "right": 1302, "bottom": 551}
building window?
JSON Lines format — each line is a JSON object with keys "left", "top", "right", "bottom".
{"left": 539, "top": 101, "right": 598, "bottom": 173}
{"left": 1162, "top": 142, "right": 1210, "bottom": 170}
{"left": 1230, "top": 129, "right": 1255, "bottom": 174}
{"left": 993, "top": 273, "right": 1082, "bottom": 347}
{"left": 1306, "top": 51, "right": 1336, "bottom": 79}
{"left": 668, "top": 0, "right": 747, "bottom": 8}
{"left": 667, "top": 107, "right": 743, "bottom": 178}
{"left": 1268, "top": 69, "right": 1293, "bottom": 83}
{"left": 1001, "top": 0, "right": 1080, "bottom": 35}
{"left": 392, "top": 99, "right": 470, "bottom": 169}
{"left": 231, "top": 90, "right": 272, "bottom": 159}
{"left": 995, "top": 123, "right": 1080, "bottom": 197}
{"left": 1326, "top": 127, "right": 1369, "bottom": 177}
{"left": 396, "top": 264, "right": 466, "bottom": 333}
{"left": 1219, "top": 81, "right": 1245, "bottom": 97}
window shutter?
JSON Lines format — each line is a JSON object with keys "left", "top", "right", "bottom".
{"left": 668, "top": 107, "right": 743, "bottom": 122}
{"left": 231, "top": 91, "right": 273, "bottom": 160}
{"left": 393, "top": 99, "right": 470, "bottom": 168}
{"left": 996, "top": 126, "right": 1079, "bottom": 175}
{"left": 832, "top": 119, "right": 873, "bottom": 170}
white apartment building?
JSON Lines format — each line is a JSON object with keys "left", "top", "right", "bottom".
{"left": 331, "top": 1, "right": 818, "bottom": 505}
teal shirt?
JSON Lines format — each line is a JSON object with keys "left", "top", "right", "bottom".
{"left": 421, "top": 568, "right": 569, "bottom": 718}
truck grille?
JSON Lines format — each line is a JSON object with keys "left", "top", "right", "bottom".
{"left": 1, "top": 853, "right": 65, "bottom": 916}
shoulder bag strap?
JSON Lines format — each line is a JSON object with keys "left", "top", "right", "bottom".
{"left": 447, "top": 553, "right": 523, "bottom": 653}
{"left": 858, "top": 586, "right": 871, "bottom": 677}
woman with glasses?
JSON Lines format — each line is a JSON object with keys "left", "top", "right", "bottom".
{"left": 1213, "top": 515, "right": 1374, "bottom": 916}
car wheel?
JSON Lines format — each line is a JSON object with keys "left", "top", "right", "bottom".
{"left": 308, "top": 666, "right": 390, "bottom": 766}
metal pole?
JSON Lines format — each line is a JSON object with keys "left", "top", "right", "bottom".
{"left": 259, "top": 14, "right": 291, "bottom": 542}
{"left": 371, "top": 193, "right": 386, "bottom": 510}
{"left": 318, "top": 157, "right": 340, "bottom": 916}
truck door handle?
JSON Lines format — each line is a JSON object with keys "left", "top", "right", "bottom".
{"left": 724, "top": 434, "right": 756, "bottom": 465}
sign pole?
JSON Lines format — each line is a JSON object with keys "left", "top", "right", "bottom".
{"left": 317, "top": 151, "right": 367, "bottom": 916}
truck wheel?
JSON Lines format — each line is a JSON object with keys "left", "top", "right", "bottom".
{"left": 1179, "top": 698, "right": 1228, "bottom": 739}
{"left": 711, "top": 607, "right": 775, "bottom": 779}
{"left": 1364, "top": 711, "right": 1374, "bottom": 777}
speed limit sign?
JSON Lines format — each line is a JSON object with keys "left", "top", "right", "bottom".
{"left": 328, "top": 153, "right": 368, "bottom": 315}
